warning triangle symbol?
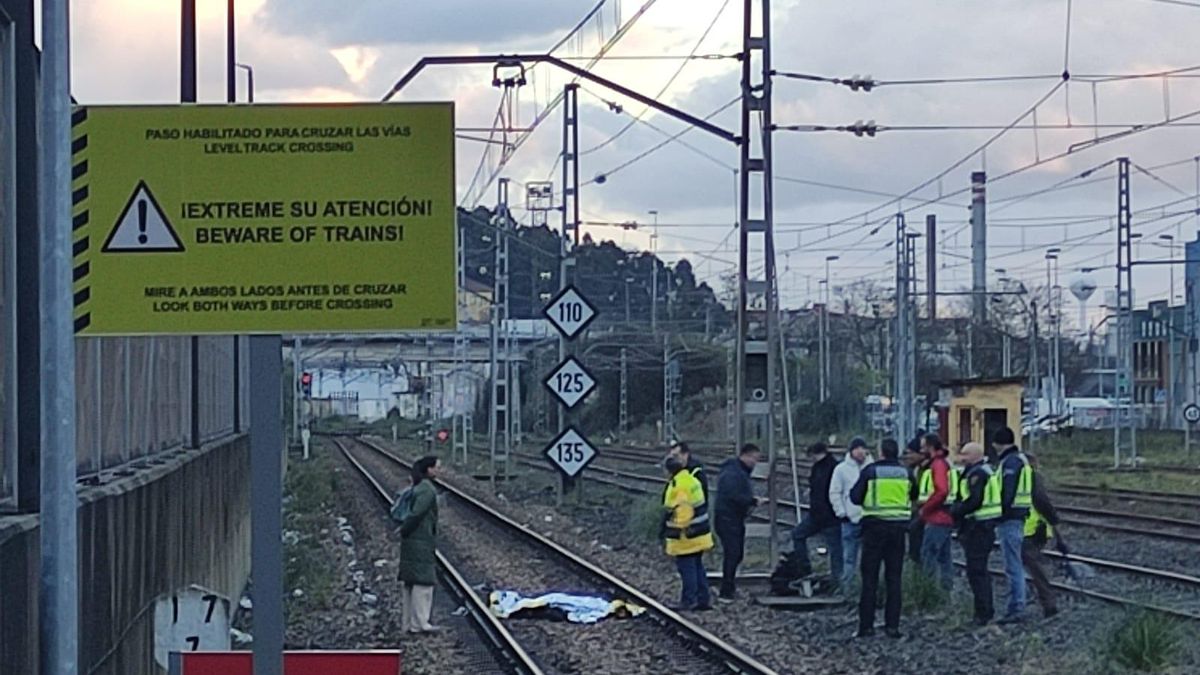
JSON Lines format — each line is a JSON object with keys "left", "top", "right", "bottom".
{"left": 101, "top": 180, "right": 185, "bottom": 253}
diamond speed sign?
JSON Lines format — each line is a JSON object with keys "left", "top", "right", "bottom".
{"left": 544, "top": 356, "right": 596, "bottom": 409}
{"left": 543, "top": 427, "right": 597, "bottom": 478}
{"left": 543, "top": 285, "right": 597, "bottom": 339}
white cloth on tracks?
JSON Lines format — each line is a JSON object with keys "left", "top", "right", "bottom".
{"left": 489, "top": 590, "right": 644, "bottom": 624}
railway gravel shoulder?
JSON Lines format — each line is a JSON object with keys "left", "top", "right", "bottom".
{"left": 376, "top": 438, "right": 1199, "bottom": 674}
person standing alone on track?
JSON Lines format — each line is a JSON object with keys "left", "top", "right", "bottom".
{"left": 951, "top": 442, "right": 1000, "bottom": 626}
{"left": 917, "top": 433, "right": 956, "bottom": 591}
{"left": 714, "top": 443, "right": 768, "bottom": 602}
{"left": 849, "top": 438, "right": 915, "bottom": 639}
{"left": 770, "top": 442, "right": 843, "bottom": 594}
{"left": 992, "top": 426, "right": 1034, "bottom": 623}
{"left": 398, "top": 455, "right": 442, "bottom": 634}
{"left": 830, "top": 437, "right": 873, "bottom": 589}
{"left": 662, "top": 454, "right": 714, "bottom": 611}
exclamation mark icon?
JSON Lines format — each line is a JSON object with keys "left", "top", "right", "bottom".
{"left": 137, "top": 199, "right": 148, "bottom": 245}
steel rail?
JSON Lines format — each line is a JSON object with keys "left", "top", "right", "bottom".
{"left": 330, "top": 437, "right": 545, "bottom": 675}
{"left": 351, "top": 436, "right": 779, "bottom": 675}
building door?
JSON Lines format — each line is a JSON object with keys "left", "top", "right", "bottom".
{"left": 958, "top": 408, "right": 972, "bottom": 447}
{"left": 983, "top": 408, "right": 1009, "bottom": 448}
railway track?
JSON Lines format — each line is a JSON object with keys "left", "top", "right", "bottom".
{"left": 487, "top": 444, "right": 1200, "bottom": 621}
{"left": 583, "top": 444, "right": 1200, "bottom": 544}
{"left": 334, "top": 435, "right": 779, "bottom": 675}
{"left": 331, "top": 436, "right": 544, "bottom": 675}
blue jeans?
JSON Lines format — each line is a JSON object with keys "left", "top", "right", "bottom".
{"left": 791, "top": 517, "right": 844, "bottom": 580}
{"left": 675, "top": 553, "right": 711, "bottom": 608}
{"left": 996, "top": 519, "right": 1027, "bottom": 616}
{"left": 840, "top": 521, "right": 862, "bottom": 587}
{"left": 920, "top": 524, "right": 954, "bottom": 591}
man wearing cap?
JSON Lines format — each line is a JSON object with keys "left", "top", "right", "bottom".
{"left": 769, "top": 442, "right": 842, "bottom": 593}
{"left": 830, "top": 437, "right": 873, "bottom": 589}
{"left": 992, "top": 426, "right": 1033, "bottom": 623}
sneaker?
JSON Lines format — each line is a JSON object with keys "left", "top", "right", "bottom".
{"left": 716, "top": 595, "right": 736, "bottom": 604}
{"left": 419, "top": 625, "right": 443, "bottom": 633}
{"left": 885, "top": 628, "right": 902, "bottom": 640}
{"left": 853, "top": 628, "right": 875, "bottom": 639}
{"left": 972, "top": 617, "right": 991, "bottom": 628}
{"left": 997, "top": 613, "right": 1025, "bottom": 625}
{"left": 693, "top": 604, "right": 713, "bottom": 612}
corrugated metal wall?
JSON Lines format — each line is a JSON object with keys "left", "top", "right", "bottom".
{"left": 74, "top": 336, "right": 243, "bottom": 479}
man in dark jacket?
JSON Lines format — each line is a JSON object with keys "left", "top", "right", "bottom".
{"left": 713, "top": 443, "right": 766, "bottom": 601}
{"left": 991, "top": 426, "right": 1032, "bottom": 623}
{"left": 1023, "top": 452, "right": 1065, "bottom": 618}
{"left": 849, "top": 438, "right": 916, "bottom": 638}
{"left": 769, "top": 442, "right": 842, "bottom": 593}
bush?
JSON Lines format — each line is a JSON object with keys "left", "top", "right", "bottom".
{"left": 628, "top": 497, "right": 666, "bottom": 543}
{"left": 1105, "top": 610, "right": 1183, "bottom": 672}
{"left": 902, "top": 566, "right": 948, "bottom": 614}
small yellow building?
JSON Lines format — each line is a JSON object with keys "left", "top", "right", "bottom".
{"left": 938, "top": 377, "right": 1025, "bottom": 450}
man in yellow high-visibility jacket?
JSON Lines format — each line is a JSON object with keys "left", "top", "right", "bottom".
{"left": 662, "top": 455, "right": 714, "bottom": 611}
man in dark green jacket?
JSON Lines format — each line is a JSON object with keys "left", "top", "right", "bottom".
{"left": 399, "top": 456, "right": 441, "bottom": 633}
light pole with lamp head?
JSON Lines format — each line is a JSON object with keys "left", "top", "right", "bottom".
{"left": 648, "top": 209, "right": 659, "bottom": 332}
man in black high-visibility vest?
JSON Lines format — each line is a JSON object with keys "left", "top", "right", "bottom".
{"left": 849, "top": 438, "right": 916, "bottom": 639}
{"left": 951, "top": 441, "right": 1001, "bottom": 626}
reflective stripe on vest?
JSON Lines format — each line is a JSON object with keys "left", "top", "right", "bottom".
{"left": 1013, "top": 453, "right": 1033, "bottom": 509}
{"left": 862, "top": 465, "right": 911, "bottom": 521}
{"left": 917, "top": 460, "right": 958, "bottom": 505}
{"left": 662, "top": 470, "right": 710, "bottom": 539}
{"left": 960, "top": 463, "right": 1002, "bottom": 520}
{"left": 1024, "top": 507, "right": 1054, "bottom": 538}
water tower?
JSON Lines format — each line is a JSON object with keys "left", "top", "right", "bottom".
{"left": 1070, "top": 276, "right": 1098, "bottom": 332}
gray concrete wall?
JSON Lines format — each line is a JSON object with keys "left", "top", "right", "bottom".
{"left": 0, "top": 434, "right": 251, "bottom": 675}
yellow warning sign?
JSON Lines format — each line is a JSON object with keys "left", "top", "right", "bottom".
{"left": 70, "top": 103, "right": 456, "bottom": 335}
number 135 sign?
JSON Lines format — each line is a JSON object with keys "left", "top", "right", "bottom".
{"left": 543, "top": 427, "right": 598, "bottom": 478}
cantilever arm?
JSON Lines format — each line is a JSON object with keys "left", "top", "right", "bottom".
{"left": 381, "top": 53, "right": 740, "bottom": 145}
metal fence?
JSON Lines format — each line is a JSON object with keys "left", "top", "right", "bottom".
{"left": 75, "top": 336, "right": 244, "bottom": 478}
{"left": 0, "top": 15, "right": 15, "bottom": 510}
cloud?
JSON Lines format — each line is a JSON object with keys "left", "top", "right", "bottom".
{"left": 255, "top": 0, "right": 596, "bottom": 48}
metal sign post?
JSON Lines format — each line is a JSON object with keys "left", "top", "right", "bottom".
{"left": 542, "top": 283, "right": 597, "bottom": 506}
{"left": 39, "top": 1, "right": 79, "bottom": 672}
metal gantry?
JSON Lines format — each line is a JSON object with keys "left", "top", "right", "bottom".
{"left": 734, "top": 0, "right": 778, "bottom": 560}
{"left": 489, "top": 179, "right": 514, "bottom": 486}
{"left": 893, "top": 214, "right": 918, "bottom": 445}
{"left": 1115, "top": 156, "right": 1136, "bottom": 467}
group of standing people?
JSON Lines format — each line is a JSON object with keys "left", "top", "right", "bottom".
{"left": 662, "top": 428, "right": 1067, "bottom": 638}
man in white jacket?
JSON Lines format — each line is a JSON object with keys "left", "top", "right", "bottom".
{"left": 829, "top": 437, "right": 873, "bottom": 589}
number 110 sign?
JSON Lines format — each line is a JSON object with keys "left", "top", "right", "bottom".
{"left": 543, "top": 426, "right": 598, "bottom": 478}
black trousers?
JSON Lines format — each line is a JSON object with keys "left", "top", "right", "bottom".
{"left": 858, "top": 521, "right": 906, "bottom": 633}
{"left": 715, "top": 519, "right": 745, "bottom": 597}
{"left": 960, "top": 523, "right": 996, "bottom": 622}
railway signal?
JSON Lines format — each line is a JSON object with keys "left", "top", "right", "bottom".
{"left": 300, "top": 372, "right": 313, "bottom": 399}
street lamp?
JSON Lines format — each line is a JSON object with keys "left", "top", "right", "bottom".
{"left": 1045, "top": 249, "right": 1061, "bottom": 416}
{"left": 648, "top": 209, "right": 659, "bottom": 332}
{"left": 236, "top": 63, "right": 254, "bottom": 103}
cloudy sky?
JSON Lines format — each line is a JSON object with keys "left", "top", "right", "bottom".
{"left": 67, "top": 0, "right": 1200, "bottom": 324}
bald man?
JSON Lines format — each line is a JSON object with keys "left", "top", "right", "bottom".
{"left": 951, "top": 442, "right": 1001, "bottom": 626}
